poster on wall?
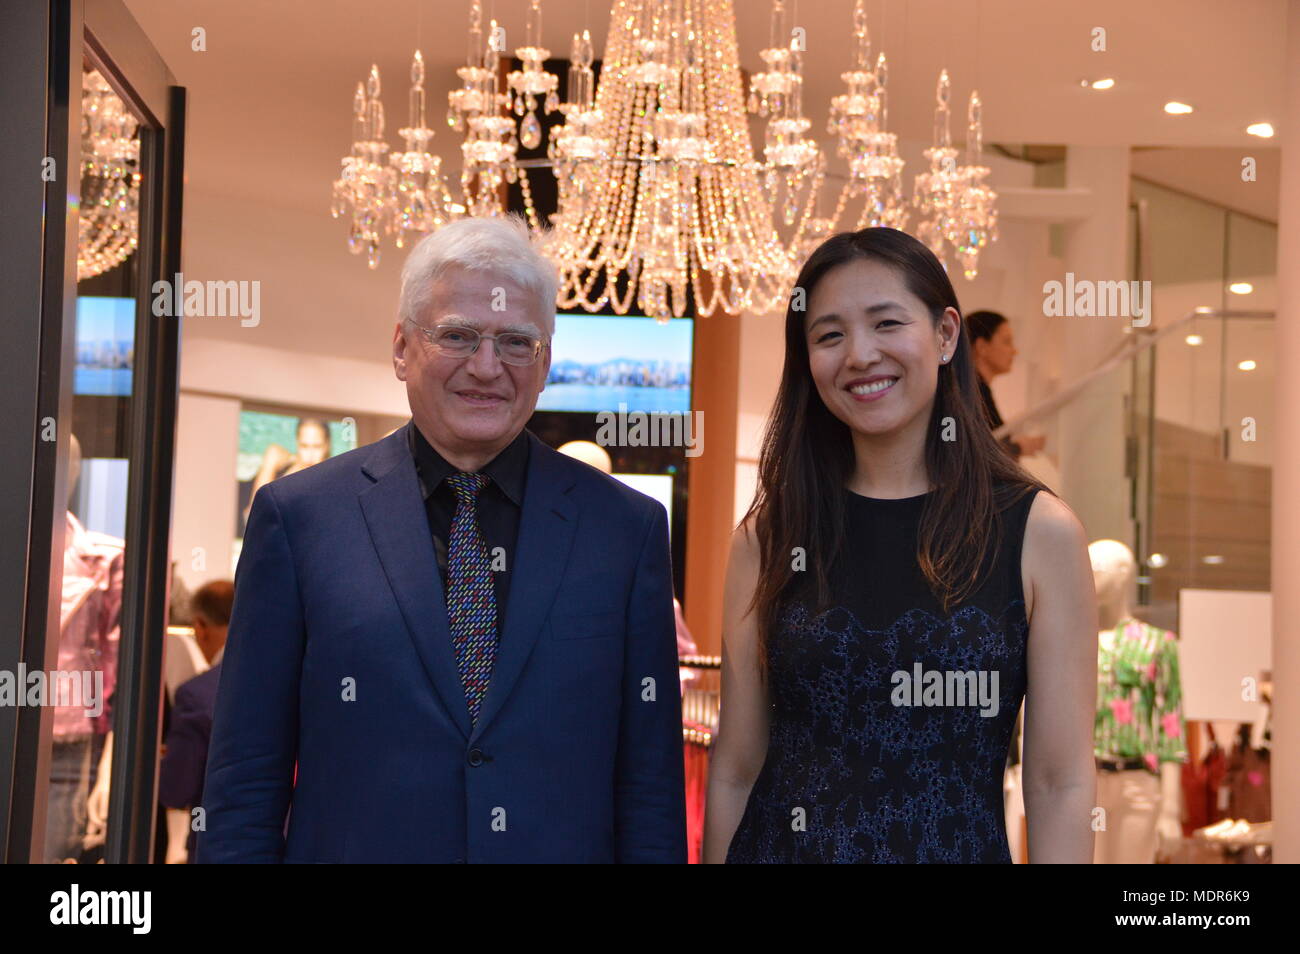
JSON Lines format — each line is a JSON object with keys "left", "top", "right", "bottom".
{"left": 234, "top": 410, "right": 358, "bottom": 571}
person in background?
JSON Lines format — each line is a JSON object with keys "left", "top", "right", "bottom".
{"left": 159, "top": 580, "right": 234, "bottom": 864}
{"left": 964, "top": 310, "right": 1046, "bottom": 459}
{"left": 244, "top": 418, "right": 333, "bottom": 527}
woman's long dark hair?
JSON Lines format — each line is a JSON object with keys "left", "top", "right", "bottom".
{"left": 743, "top": 228, "right": 1045, "bottom": 668}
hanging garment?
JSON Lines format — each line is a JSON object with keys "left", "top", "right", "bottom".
{"left": 1225, "top": 725, "right": 1271, "bottom": 823}
{"left": 56, "top": 511, "right": 125, "bottom": 738}
{"left": 1095, "top": 618, "right": 1187, "bottom": 772}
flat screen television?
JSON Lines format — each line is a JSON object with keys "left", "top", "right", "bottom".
{"left": 75, "top": 296, "right": 135, "bottom": 396}
{"left": 536, "top": 313, "right": 693, "bottom": 414}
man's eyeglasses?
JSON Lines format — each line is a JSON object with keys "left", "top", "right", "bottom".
{"left": 408, "top": 322, "right": 548, "bottom": 367}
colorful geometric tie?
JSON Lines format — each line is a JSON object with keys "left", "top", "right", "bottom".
{"left": 445, "top": 471, "right": 497, "bottom": 725}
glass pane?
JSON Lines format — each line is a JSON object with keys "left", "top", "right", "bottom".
{"left": 42, "top": 56, "right": 143, "bottom": 864}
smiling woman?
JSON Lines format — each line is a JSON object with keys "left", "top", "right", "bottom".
{"left": 705, "top": 227, "right": 1099, "bottom": 864}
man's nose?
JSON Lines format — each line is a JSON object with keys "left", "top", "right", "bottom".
{"left": 465, "top": 336, "right": 504, "bottom": 377}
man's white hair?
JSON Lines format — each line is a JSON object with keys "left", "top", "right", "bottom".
{"left": 398, "top": 214, "right": 559, "bottom": 335}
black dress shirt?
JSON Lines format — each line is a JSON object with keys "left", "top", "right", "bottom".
{"left": 976, "top": 375, "right": 1022, "bottom": 460}
{"left": 407, "top": 424, "right": 529, "bottom": 630}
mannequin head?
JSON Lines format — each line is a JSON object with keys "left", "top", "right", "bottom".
{"left": 557, "top": 440, "right": 612, "bottom": 475}
{"left": 1089, "top": 539, "right": 1137, "bottom": 629}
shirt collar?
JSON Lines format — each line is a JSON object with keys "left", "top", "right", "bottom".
{"left": 407, "top": 421, "right": 529, "bottom": 506}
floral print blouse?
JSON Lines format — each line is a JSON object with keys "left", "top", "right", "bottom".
{"left": 1095, "top": 618, "right": 1187, "bottom": 771}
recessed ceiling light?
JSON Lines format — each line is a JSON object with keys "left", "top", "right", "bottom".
{"left": 1247, "top": 122, "right": 1275, "bottom": 138}
{"left": 1202, "top": 554, "right": 1225, "bottom": 565}
{"left": 1229, "top": 282, "right": 1254, "bottom": 295}
{"left": 1148, "top": 553, "right": 1168, "bottom": 568}
{"left": 1185, "top": 334, "right": 1203, "bottom": 346}
{"left": 1164, "top": 101, "right": 1194, "bottom": 115}
{"left": 1238, "top": 360, "right": 1257, "bottom": 371}
{"left": 1090, "top": 78, "right": 1115, "bottom": 90}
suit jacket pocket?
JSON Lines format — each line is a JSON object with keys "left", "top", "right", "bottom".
{"left": 549, "top": 609, "right": 623, "bottom": 640}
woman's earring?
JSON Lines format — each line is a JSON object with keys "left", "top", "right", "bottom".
{"left": 940, "top": 354, "right": 949, "bottom": 363}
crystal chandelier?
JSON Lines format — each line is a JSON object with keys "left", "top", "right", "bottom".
{"left": 911, "top": 69, "right": 998, "bottom": 279}
{"left": 330, "top": 0, "right": 1000, "bottom": 311}
{"left": 543, "top": 0, "right": 812, "bottom": 319}
{"left": 79, "top": 68, "right": 141, "bottom": 281}
{"left": 824, "top": 0, "right": 908, "bottom": 235}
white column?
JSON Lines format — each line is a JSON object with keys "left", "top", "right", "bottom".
{"left": 1057, "top": 147, "right": 1133, "bottom": 544}
{"left": 1269, "top": 0, "right": 1300, "bottom": 864}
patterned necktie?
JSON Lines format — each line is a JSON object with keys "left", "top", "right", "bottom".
{"left": 445, "top": 471, "right": 497, "bottom": 724}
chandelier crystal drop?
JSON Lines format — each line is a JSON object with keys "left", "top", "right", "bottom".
{"left": 506, "top": 0, "right": 560, "bottom": 150}
{"left": 79, "top": 69, "right": 141, "bottom": 281}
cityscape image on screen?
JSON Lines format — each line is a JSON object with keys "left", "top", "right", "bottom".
{"left": 537, "top": 314, "right": 693, "bottom": 414}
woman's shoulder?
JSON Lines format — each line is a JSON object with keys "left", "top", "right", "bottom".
{"left": 1021, "top": 490, "right": 1089, "bottom": 555}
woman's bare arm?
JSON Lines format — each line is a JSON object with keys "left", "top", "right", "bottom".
{"left": 702, "top": 522, "right": 770, "bottom": 864}
{"left": 1020, "top": 491, "right": 1099, "bottom": 863}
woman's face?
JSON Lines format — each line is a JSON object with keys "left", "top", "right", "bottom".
{"left": 976, "top": 321, "right": 1018, "bottom": 377}
{"left": 804, "top": 259, "right": 959, "bottom": 440}
{"left": 296, "top": 422, "right": 330, "bottom": 466}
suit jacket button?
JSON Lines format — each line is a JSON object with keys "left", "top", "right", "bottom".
{"left": 467, "top": 748, "right": 484, "bottom": 767}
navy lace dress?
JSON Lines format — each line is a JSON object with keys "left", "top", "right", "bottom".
{"left": 726, "top": 484, "right": 1040, "bottom": 864}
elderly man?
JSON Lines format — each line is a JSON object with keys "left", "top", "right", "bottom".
{"left": 199, "top": 216, "right": 685, "bottom": 863}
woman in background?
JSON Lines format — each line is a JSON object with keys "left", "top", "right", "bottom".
{"left": 964, "top": 310, "right": 1045, "bottom": 459}
{"left": 704, "top": 228, "right": 1097, "bottom": 863}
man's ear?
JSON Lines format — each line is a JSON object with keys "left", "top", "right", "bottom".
{"left": 393, "top": 320, "right": 409, "bottom": 381}
{"left": 538, "top": 340, "right": 552, "bottom": 392}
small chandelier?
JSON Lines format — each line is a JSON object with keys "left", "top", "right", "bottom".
{"left": 79, "top": 69, "right": 141, "bottom": 281}
{"left": 824, "top": 0, "right": 908, "bottom": 234}
{"left": 912, "top": 69, "right": 998, "bottom": 279}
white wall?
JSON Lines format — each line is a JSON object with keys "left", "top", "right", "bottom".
{"left": 171, "top": 391, "right": 240, "bottom": 592}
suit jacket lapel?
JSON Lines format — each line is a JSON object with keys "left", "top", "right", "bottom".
{"left": 359, "top": 423, "right": 472, "bottom": 739}
{"left": 470, "top": 434, "right": 578, "bottom": 742}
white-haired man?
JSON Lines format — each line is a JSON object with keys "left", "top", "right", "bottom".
{"left": 200, "top": 216, "right": 686, "bottom": 863}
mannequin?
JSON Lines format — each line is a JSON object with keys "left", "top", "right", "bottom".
{"left": 50, "top": 434, "right": 125, "bottom": 862}
{"left": 1090, "top": 539, "right": 1185, "bottom": 863}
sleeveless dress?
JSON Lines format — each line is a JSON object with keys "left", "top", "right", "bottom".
{"left": 726, "top": 483, "right": 1041, "bottom": 864}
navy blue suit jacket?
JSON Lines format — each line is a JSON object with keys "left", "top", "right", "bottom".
{"left": 159, "top": 662, "right": 221, "bottom": 860}
{"left": 198, "top": 423, "right": 686, "bottom": 863}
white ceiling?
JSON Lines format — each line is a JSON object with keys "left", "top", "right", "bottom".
{"left": 122, "top": 0, "right": 1290, "bottom": 214}
{"left": 114, "top": 0, "right": 1290, "bottom": 359}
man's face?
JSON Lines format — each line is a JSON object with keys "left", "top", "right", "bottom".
{"left": 393, "top": 266, "right": 552, "bottom": 463}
